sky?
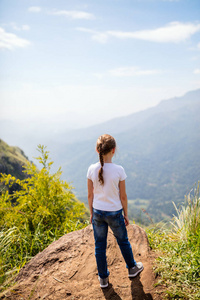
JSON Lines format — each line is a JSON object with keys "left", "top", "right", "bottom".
{"left": 0, "top": 0, "right": 200, "bottom": 130}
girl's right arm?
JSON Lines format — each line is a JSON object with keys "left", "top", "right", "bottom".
{"left": 119, "top": 180, "right": 129, "bottom": 226}
{"left": 87, "top": 179, "right": 94, "bottom": 224}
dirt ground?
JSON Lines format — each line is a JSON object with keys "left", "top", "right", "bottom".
{"left": 0, "top": 224, "right": 164, "bottom": 300}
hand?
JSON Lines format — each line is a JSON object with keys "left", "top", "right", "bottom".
{"left": 90, "top": 214, "right": 93, "bottom": 224}
{"left": 124, "top": 215, "right": 129, "bottom": 226}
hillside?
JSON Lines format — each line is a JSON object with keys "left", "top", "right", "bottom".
{"left": 50, "top": 89, "right": 200, "bottom": 223}
{"left": 0, "top": 224, "right": 163, "bottom": 300}
{"left": 0, "top": 139, "right": 30, "bottom": 180}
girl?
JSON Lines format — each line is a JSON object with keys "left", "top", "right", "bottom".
{"left": 87, "top": 134, "right": 143, "bottom": 288}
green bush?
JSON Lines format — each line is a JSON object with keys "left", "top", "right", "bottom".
{"left": 0, "top": 145, "right": 88, "bottom": 290}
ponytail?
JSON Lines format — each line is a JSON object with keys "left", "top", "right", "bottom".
{"left": 96, "top": 134, "right": 116, "bottom": 186}
{"left": 98, "top": 144, "right": 104, "bottom": 185}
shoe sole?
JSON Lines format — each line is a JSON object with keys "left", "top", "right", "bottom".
{"left": 100, "top": 283, "right": 109, "bottom": 288}
{"left": 128, "top": 266, "right": 144, "bottom": 278}
{"left": 98, "top": 276, "right": 109, "bottom": 288}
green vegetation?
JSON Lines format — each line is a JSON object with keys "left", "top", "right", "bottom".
{"left": 0, "top": 145, "right": 88, "bottom": 291}
{"left": 0, "top": 139, "right": 30, "bottom": 180}
{"left": 127, "top": 199, "right": 152, "bottom": 225}
{"left": 147, "top": 183, "right": 200, "bottom": 299}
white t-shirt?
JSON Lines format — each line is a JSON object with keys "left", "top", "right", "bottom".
{"left": 87, "top": 162, "right": 127, "bottom": 211}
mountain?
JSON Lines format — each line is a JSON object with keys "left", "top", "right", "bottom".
{"left": 50, "top": 89, "right": 200, "bottom": 223}
{"left": 0, "top": 139, "right": 31, "bottom": 180}
{"left": 49, "top": 88, "right": 200, "bottom": 145}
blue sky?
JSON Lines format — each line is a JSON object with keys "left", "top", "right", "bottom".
{"left": 0, "top": 0, "right": 200, "bottom": 129}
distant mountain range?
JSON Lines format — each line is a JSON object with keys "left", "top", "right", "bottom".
{"left": 1, "top": 89, "right": 200, "bottom": 223}
{"left": 50, "top": 89, "right": 200, "bottom": 222}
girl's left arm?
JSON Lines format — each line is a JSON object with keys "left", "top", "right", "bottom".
{"left": 87, "top": 179, "right": 94, "bottom": 224}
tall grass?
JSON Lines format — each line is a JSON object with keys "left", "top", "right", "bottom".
{"left": 172, "top": 183, "right": 200, "bottom": 239}
{"left": 147, "top": 182, "right": 200, "bottom": 299}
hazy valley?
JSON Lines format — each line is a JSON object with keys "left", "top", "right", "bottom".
{"left": 1, "top": 89, "right": 200, "bottom": 223}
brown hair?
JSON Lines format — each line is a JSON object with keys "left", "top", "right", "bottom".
{"left": 96, "top": 134, "right": 116, "bottom": 185}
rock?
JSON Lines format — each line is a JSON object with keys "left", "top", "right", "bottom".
{"left": 0, "top": 225, "right": 163, "bottom": 299}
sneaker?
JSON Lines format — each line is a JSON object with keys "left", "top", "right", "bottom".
{"left": 98, "top": 276, "right": 109, "bottom": 288}
{"left": 128, "top": 262, "right": 144, "bottom": 277}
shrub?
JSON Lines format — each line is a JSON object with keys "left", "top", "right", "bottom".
{"left": 0, "top": 145, "right": 88, "bottom": 290}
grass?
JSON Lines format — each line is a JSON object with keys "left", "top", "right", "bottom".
{"left": 146, "top": 182, "right": 200, "bottom": 299}
{"left": 0, "top": 221, "right": 89, "bottom": 293}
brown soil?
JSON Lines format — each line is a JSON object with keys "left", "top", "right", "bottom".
{"left": 1, "top": 224, "right": 164, "bottom": 300}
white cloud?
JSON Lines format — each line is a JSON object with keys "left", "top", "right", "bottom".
{"left": 10, "top": 23, "right": 30, "bottom": 31}
{"left": 77, "top": 27, "right": 107, "bottom": 43}
{"left": 78, "top": 22, "right": 200, "bottom": 43}
{"left": 22, "top": 25, "right": 30, "bottom": 31}
{"left": 28, "top": 6, "right": 41, "bottom": 13}
{"left": 194, "top": 69, "right": 200, "bottom": 74}
{"left": 197, "top": 42, "right": 200, "bottom": 50}
{"left": 49, "top": 10, "right": 95, "bottom": 20}
{"left": 109, "top": 67, "right": 161, "bottom": 77}
{"left": 92, "top": 32, "right": 108, "bottom": 43}
{"left": 0, "top": 27, "right": 30, "bottom": 50}
{"left": 107, "top": 22, "right": 200, "bottom": 43}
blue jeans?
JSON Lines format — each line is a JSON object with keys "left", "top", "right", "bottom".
{"left": 92, "top": 208, "right": 136, "bottom": 279}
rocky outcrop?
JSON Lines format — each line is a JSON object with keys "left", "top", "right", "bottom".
{"left": 1, "top": 225, "right": 163, "bottom": 299}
